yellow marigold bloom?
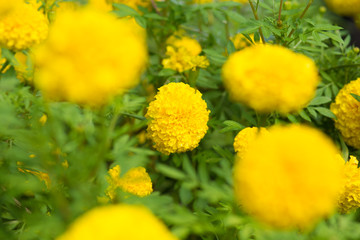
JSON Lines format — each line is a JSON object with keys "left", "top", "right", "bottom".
{"left": 88, "top": 0, "right": 112, "bottom": 11}
{"left": 324, "top": 0, "right": 360, "bottom": 16}
{"left": 56, "top": 204, "right": 178, "bottom": 240}
{"left": 222, "top": 45, "right": 319, "bottom": 114}
{"left": 106, "top": 165, "right": 153, "bottom": 199}
{"left": 34, "top": 8, "right": 147, "bottom": 107}
{"left": 0, "top": 3, "right": 48, "bottom": 51}
{"left": 146, "top": 82, "right": 210, "bottom": 155}
{"left": 233, "top": 127, "right": 268, "bottom": 159}
{"left": 234, "top": 124, "right": 342, "bottom": 230}
{"left": 331, "top": 78, "right": 360, "bottom": 149}
{"left": 337, "top": 155, "right": 360, "bottom": 214}
{"left": 162, "top": 35, "right": 209, "bottom": 72}
{"left": 231, "top": 33, "right": 262, "bottom": 50}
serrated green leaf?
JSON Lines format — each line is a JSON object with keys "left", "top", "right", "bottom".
{"left": 351, "top": 93, "right": 360, "bottom": 102}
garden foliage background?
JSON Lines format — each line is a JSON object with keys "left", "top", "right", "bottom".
{"left": 1, "top": 0, "right": 360, "bottom": 239}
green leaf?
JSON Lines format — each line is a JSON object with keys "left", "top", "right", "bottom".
{"left": 313, "top": 107, "right": 336, "bottom": 119}
{"left": 202, "top": 49, "right": 227, "bottom": 65}
{"left": 308, "top": 96, "right": 332, "bottom": 106}
{"left": 298, "top": 110, "right": 311, "bottom": 122}
{"left": 156, "top": 164, "right": 187, "bottom": 180}
{"left": 226, "top": 41, "right": 236, "bottom": 55}
{"left": 351, "top": 93, "right": 360, "bottom": 102}
{"left": 158, "top": 68, "right": 177, "bottom": 77}
{"left": 220, "top": 120, "right": 244, "bottom": 133}
{"left": 134, "top": 15, "right": 147, "bottom": 28}
{"left": 112, "top": 3, "right": 139, "bottom": 17}
{"left": 321, "top": 31, "right": 344, "bottom": 44}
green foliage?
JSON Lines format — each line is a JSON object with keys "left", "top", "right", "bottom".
{"left": 1, "top": 0, "right": 360, "bottom": 240}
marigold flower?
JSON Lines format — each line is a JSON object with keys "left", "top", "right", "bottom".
{"left": 338, "top": 155, "right": 360, "bottom": 214}
{"left": 34, "top": 8, "right": 147, "bottom": 106}
{"left": 56, "top": 204, "right": 178, "bottom": 240}
{"left": 324, "top": 0, "right": 360, "bottom": 16}
{"left": 106, "top": 165, "right": 153, "bottom": 199}
{"left": 234, "top": 124, "right": 342, "bottom": 230}
{"left": 162, "top": 34, "right": 209, "bottom": 72}
{"left": 330, "top": 78, "right": 360, "bottom": 149}
{"left": 0, "top": 3, "right": 48, "bottom": 51}
{"left": 146, "top": 82, "right": 210, "bottom": 155}
{"left": 222, "top": 45, "right": 319, "bottom": 114}
{"left": 233, "top": 127, "right": 268, "bottom": 159}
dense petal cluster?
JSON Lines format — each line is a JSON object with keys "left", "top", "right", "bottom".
{"left": 34, "top": 8, "right": 148, "bottom": 106}
{"left": 234, "top": 124, "right": 342, "bottom": 230}
{"left": 146, "top": 82, "right": 210, "bottom": 155}
{"left": 233, "top": 127, "right": 268, "bottom": 159}
{"left": 338, "top": 155, "right": 360, "bottom": 214}
{"left": 56, "top": 204, "right": 178, "bottom": 240}
{"left": 162, "top": 34, "right": 209, "bottom": 72}
{"left": 106, "top": 165, "right": 153, "bottom": 199}
{"left": 0, "top": 3, "right": 48, "bottom": 51}
{"left": 222, "top": 45, "right": 319, "bottom": 114}
{"left": 330, "top": 78, "right": 360, "bottom": 149}
{"left": 324, "top": 0, "right": 360, "bottom": 16}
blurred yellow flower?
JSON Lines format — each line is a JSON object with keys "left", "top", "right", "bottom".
{"left": 234, "top": 124, "right": 342, "bottom": 230}
{"left": 222, "top": 45, "right": 319, "bottom": 114}
{"left": 324, "top": 0, "right": 360, "bottom": 16}
{"left": 0, "top": 0, "right": 20, "bottom": 16}
{"left": 0, "top": 3, "right": 48, "bottom": 51}
{"left": 146, "top": 82, "right": 210, "bottom": 155}
{"left": 233, "top": 127, "right": 268, "bottom": 159}
{"left": 162, "top": 34, "right": 209, "bottom": 72}
{"left": 56, "top": 204, "right": 178, "bottom": 240}
{"left": 338, "top": 155, "right": 360, "bottom": 214}
{"left": 331, "top": 78, "right": 360, "bottom": 149}
{"left": 14, "top": 51, "right": 33, "bottom": 83}
{"left": 106, "top": 165, "right": 153, "bottom": 199}
{"left": 34, "top": 8, "right": 148, "bottom": 107}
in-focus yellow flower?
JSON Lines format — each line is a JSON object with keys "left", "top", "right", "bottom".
{"left": 233, "top": 127, "right": 268, "bottom": 159}
{"left": 0, "top": 3, "right": 48, "bottom": 51}
{"left": 146, "top": 82, "right": 210, "bottom": 155}
{"left": 222, "top": 45, "right": 319, "bottom": 114}
{"left": 34, "top": 8, "right": 148, "bottom": 107}
{"left": 331, "top": 78, "right": 360, "bottom": 149}
{"left": 162, "top": 34, "right": 209, "bottom": 72}
{"left": 231, "top": 33, "right": 262, "bottom": 50}
{"left": 56, "top": 204, "right": 178, "bottom": 240}
{"left": 106, "top": 165, "right": 153, "bottom": 199}
{"left": 234, "top": 124, "right": 342, "bottom": 230}
{"left": 338, "top": 155, "right": 360, "bottom": 214}
{"left": 324, "top": 0, "right": 360, "bottom": 16}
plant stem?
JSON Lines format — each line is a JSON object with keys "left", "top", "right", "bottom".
{"left": 277, "top": 0, "right": 283, "bottom": 27}
{"left": 248, "top": 0, "right": 266, "bottom": 44}
{"left": 0, "top": 60, "right": 9, "bottom": 74}
{"left": 287, "top": 0, "right": 313, "bottom": 38}
{"left": 150, "top": 0, "right": 161, "bottom": 15}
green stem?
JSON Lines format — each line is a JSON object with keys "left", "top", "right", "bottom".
{"left": 287, "top": 0, "right": 313, "bottom": 38}
{"left": 277, "top": 0, "right": 283, "bottom": 27}
{"left": 248, "top": 0, "right": 266, "bottom": 44}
